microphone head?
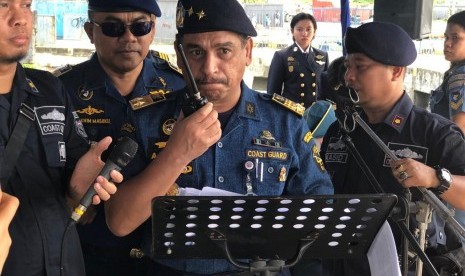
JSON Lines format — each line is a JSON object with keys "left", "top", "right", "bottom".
{"left": 107, "top": 137, "right": 139, "bottom": 167}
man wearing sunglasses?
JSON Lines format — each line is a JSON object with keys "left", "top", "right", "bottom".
{"left": 58, "top": 0, "right": 186, "bottom": 275}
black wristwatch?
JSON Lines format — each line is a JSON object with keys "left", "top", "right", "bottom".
{"left": 433, "top": 166, "right": 452, "bottom": 195}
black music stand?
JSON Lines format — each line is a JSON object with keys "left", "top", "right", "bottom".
{"left": 151, "top": 194, "right": 397, "bottom": 275}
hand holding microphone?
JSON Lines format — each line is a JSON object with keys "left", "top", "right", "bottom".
{"left": 71, "top": 137, "right": 138, "bottom": 222}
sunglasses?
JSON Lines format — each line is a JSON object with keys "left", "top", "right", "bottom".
{"left": 92, "top": 21, "right": 154, "bottom": 37}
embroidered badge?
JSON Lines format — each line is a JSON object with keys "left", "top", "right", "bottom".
{"left": 246, "top": 150, "right": 288, "bottom": 161}
{"left": 324, "top": 137, "right": 348, "bottom": 164}
{"left": 162, "top": 119, "right": 177, "bottom": 135}
{"left": 304, "top": 131, "right": 313, "bottom": 143}
{"left": 451, "top": 91, "right": 463, "bottom": 111}
{"left": 78, "top": 87, "right": 93, "bottom": 101}
{"left": 246, "top": 101, "right": 256, "bottom": 116}
{"left": 383, "top": 142, "right": 428, "bottom": 167}
{"left": 72, "top": 111, "right": 88, "bottom": 139}
{"left": 77, "top": 105, "right": 104, "bottom": 116}
{"left": 312, "top": 144, "right": 325, "bottom": 172}
{"left": 35, "top": 106, "right": 66, "bottom": 136}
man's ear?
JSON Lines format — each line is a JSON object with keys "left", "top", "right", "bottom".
{"left": 84, "top": 22, "right": 94, "bottom": 43}
{"left": 391, "top": 66, "right": 405, "bottom": 81}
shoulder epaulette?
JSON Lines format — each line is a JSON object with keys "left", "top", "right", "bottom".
{"left": 51, "top": 64, "right": 73, "bottom": 77}
{"left": 271, "top": 93, "right": 305, "bottom": 117}
{"left": 151, "top": 50, "right": 183, "bottom": 75}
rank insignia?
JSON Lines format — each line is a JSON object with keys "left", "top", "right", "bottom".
{"left": 303, "top": 131, "right": 313, "bottom": 143}
{"left": 26, "top": 78, "right": 39, "bottom": 93}
{"left": 196, "top": 10, "right": 206, "bottom": 20}
{"left": 451, "top": 91, "right": 463, "bottom": 111}
{"left": 52, "top": 64, "right": 72, "bottom": 77}
{"left": 312, "top": 144, "right": 325, "bottom": 172}
{"left": 129, "top": 96, "right": 151, "bottom": 110}
{"left": 253, "top": 130, "right": 282, "bottom": 148}
{"left": 246, "top": 101, "right": 256, "bottom": 116}
{"left": 316, "top": 60, "right": 326, "bottom": 66}
{"left": 293, "top": 47, "right": 298, "bottom": 52}
{"left": 391, "top": 115, "right": 403, "bottom": 128}
{"left": 78, "top": 87, "right": 93, "bottom": 101}
{"left": 279, "top": 166, "right": 287, "bottom": 182}
{"left": 163, "top": 118, "right": 177, "bottom": 135}
{"left": 271, "top": 93, "right": 305, "bottom": 116}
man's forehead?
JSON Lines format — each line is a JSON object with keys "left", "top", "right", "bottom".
{"left": 183, "top": 31, "right": 243, "bottom": 46}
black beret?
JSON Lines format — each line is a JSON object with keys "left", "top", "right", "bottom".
{"left": 345, "top": 22, "right": 417, "bottom": 66}
{"left": 176, "top": 0, "right": 257, "bottom": 37}
{"left": 88, "top": 0, "right": 161, "bottom": 17}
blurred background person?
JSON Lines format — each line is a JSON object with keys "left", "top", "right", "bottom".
{"left": 430, "top": 10, "right": 465, "bottom": 229}
{"left": 267, "top": 12, "right": 328, "bottom": 109}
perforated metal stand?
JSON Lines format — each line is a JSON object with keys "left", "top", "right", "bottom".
{"left": 151, "top": 194, "right": 397, "bottom": 275}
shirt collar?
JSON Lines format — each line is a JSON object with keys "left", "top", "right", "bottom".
{"left": 295, "top": 42, "right": 311, "bottom": 54}
{"left": 382, "top": 92, "right": 413, "bottom": 133}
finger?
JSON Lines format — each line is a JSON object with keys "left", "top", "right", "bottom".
{"left": 188, "top": 102, "right": 214, "bottom": 122}
{"left": 92, "top": 136, "right": 113, "bottom": 157}
{"left": 91, "top": 183, "right": 110, "bottom": 204}
{"left": 109, "top": 170, "right": 123, "bottom": 184}
{"left": 95, "top": 176, "right": 118, "bottom": 195}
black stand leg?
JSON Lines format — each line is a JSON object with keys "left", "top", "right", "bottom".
{"left": 341, "top": 133, "right": 439, "bottom": 276}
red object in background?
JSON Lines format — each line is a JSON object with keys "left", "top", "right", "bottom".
{"left": 313, "top": 0, "right": 334, "bottom": 8}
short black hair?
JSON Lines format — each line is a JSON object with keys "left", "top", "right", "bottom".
{"left": 290, "top": 12, "right": 317, "bottom": 30}
{"left": 448, "top": 10, "right": 465, "bottom": 31}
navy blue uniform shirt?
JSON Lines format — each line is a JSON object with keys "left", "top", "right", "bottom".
{"left": 124, "top": 82, "right": 334, "bottom": 274}
{"left": 267, "top": 44, "right": 328, "bottom": 109}
{"left": 0, "top": 64, "right": 89, "bottom": 276}
{"left": 321, "top": 93, "right": 465, "bottom": 275}
{"left": 59, "top": 52, "right": 185, "bottom": 250}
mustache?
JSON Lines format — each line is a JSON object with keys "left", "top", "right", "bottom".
{"left": 196, "top": 78, "right": 227, "bottom": 85}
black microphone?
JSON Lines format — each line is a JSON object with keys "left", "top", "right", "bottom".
{"left": 71, "top": 137, "right": 138, "bottom": 222}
